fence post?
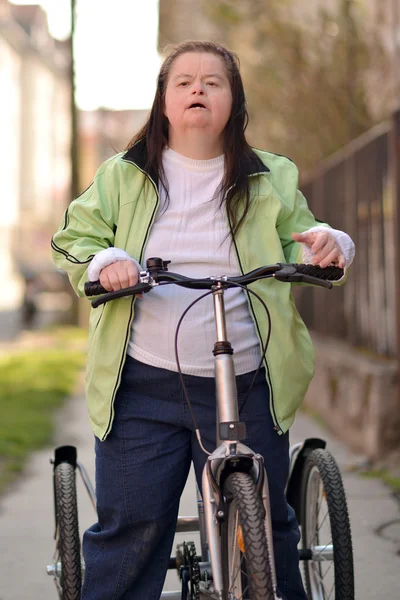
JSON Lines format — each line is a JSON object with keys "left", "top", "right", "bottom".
{"left": 390, "top": 110, "right": 400, "bottom": 370}
{"left": 344, "top": 153, "right": 358, "bottom": 346}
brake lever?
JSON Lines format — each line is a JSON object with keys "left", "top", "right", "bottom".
{"left": 274, "top": 265, "right": 333, "bottom": 288}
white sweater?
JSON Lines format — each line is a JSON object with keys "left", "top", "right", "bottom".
{"left": 88, "top": 148, "right": 355, "bottom": 377}
{"left": 128, "top": 148, "right": 262, "bottom": 376}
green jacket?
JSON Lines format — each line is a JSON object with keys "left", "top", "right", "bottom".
{"left": 52, "top": 140, "right": 332, "bottom": 440}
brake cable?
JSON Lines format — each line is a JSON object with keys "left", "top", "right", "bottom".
{"left": 159, "top": 279, "right": 274, "bottom": 456}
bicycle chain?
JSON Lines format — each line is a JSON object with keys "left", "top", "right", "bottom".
{"left": 183, "top": 541, "right": 200, "bottom": 600}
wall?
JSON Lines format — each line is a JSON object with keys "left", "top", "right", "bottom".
{"left": 0, "top": 34, "right": 22, "bottom": 308}
{"left": 305, "top": 332, "right": 399, "bottom": 460}
{"left": 0, "top": 4, "right": 71, "bottom": 308}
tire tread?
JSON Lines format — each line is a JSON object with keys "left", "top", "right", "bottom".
{"left": 55, "top": 462, "right": 82, "bottom": 600}
{"left": 301, "top": 448, "right": 354, "bottom": 599}
{"left": 222, "top": 471, "right": 275, "bottom": 600}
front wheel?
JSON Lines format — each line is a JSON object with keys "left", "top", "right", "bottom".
{"left": 300, "top": 448, "right": 354, "bottom": 599}
{"left": 54, "top": 461, "right": 82, "bottom": 600}
{"left": 221, "top": 471, "right": 275, "bottom": 600}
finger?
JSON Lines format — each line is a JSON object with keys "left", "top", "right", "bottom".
{"left": 311, "top": 232, "right": 331, "bottom": 253}
{"left": 99, "top": 271, "right": 113, "bottom": 292}
{"left": 291, "top": 232, "right": 305, "bottom": 242}
{"left": 115, "top": 261, "right": 139, "bottom": 289}
{"left": 107, "top": 267, "right": 123, "bottom": 291}
{"left": 318, "top": 248, "right": 341, "bottom": 268}
{"left": 311, "top": 237, "right": 337, "bottom": 263}
{"left": 125, "top": 261, "right": 139, "bottom": 287}
{"left": 337, "top": 253, "right": 346, "bottom": 269}
{"left": 291, "top": 232, "right": 316, "bottom": 246}
{"left": 311, "top": 241, "right": 335, "bottom": 264}
{"left": 118, "top": 262, "right": 138, "bottom": 289}
{"left": 113, "top": 262, "right": 131, "bottom": 289}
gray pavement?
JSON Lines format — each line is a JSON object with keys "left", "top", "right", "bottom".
{"left": 0, "top": 391, "right": 399, "bottom": 599}
{"left": 0, "top": 309, "right": 21, "bottom": 342}
{"left": 0, "top": 306, "right": 71, "bottom": 344}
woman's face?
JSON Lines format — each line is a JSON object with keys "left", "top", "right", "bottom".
{"left": 164, "top": 52, "right": 233, "bottom": 142}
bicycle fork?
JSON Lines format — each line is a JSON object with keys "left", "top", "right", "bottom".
{"left": 201, "top": 444, "right": 278, "bottom": 598}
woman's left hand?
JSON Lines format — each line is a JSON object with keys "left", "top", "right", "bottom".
{"left": 291, "top": 231, "right": 346, "bottom": 269}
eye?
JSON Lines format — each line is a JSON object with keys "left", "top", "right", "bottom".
{"left": 207, "top": 81, "right": 218, "bottom": 87}
{"left": 178, "top": 81, "right": 189, "bottom": 87}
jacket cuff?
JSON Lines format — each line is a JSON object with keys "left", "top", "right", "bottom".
{"left": 301, "top": 225, "right": 355, "bottom": 267}
{"left": 87, "top": 248, "right": 142, "bottom": 282}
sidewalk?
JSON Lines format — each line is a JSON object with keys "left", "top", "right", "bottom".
{"left": 0, "top": 389, "right": 399, "bottom": 599}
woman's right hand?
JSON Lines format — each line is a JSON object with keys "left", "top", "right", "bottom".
{"left": 99, "top": 260, "right": 140, "bottom": 291}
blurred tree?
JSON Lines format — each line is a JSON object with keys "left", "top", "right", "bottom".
{"left": 203, "top": 0, "right": 392, "bottom": 172}
{"left": 69, "top": 0, "right": 80, "bottom": 324}
{"left": 70, "top": 0, "right": 79, "bottom": 199}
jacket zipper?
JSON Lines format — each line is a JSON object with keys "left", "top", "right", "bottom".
{"left": 102, "top": 161, "right": 160, "bottom": 440}
{"left": 102, "top": 166, "right": 281, "bottom": 438}
{"left": 227, "top": 175, "right": 282, "bottom": 434}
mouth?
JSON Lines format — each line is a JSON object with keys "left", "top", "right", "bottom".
{"left": 188, "top": 102, "right": 207, "bottom": 110}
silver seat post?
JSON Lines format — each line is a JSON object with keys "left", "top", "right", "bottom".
{"left": 212, "top": 284, "right": 239, "bottom": 444}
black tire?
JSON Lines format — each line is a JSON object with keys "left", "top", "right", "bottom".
{"left": 54, "top": 462, "right": 82, "bottom": 599}
{"left": 221, "top": 472, "right": 275, "bottom": 600}
{"left": 300, "top": 449, "right": 354, "bottom": 599}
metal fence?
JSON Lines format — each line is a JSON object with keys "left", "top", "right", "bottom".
{"left": 295, "top": 110, "right": 400, "bottom": 359}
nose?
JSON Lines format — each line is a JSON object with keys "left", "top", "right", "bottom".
{"left": 191, "top": 80, "right": 205, "bottom": 95}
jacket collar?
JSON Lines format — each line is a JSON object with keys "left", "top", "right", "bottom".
{"left": 122, "top": 138, "right": 159, "bottom": 186}
{"left": 122, "top": 138, "right": 270, "bottom": 184}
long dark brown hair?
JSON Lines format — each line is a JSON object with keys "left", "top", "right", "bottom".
{"left": 126, "top": 40, "right": 260, "bottom": 237}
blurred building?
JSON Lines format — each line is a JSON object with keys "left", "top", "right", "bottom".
{"left": 0, "top": 1, "right": 149, "bottom": 335}
{"left": 78, "top": 108, "right": 148, "bottom": 190}
{"left": 0, "top": 0, "right": 71, "bottom": 314}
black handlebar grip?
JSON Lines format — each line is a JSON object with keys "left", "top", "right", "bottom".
{"left": 294, "top": 264, "right": 344, "bottom": 281}
{"left": 84, "top": 280, "right": 109, "bottom": 297}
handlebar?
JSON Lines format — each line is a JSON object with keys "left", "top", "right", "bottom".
{"left": 84, "top": 257, "right": 344, "bottom": 308}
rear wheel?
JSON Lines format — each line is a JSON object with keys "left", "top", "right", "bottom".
{"left": 54, "top": 461, "right": 82, "bottom": 599}
{"left": 300, "top": 449, "right": 354, "bottom": 599}
{"left": 221, "top": 471, "right": 275, "bottom": 600}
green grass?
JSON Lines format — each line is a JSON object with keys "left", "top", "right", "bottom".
{"left": 359, "top": 468, "right": 400, "bottom": 494}
{"left": 43, "top": 324, "right": 88, "bottom": 343}
{"left": 0, "top": 337, "right": 86, "bottom": 493}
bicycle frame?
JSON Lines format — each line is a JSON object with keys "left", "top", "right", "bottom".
{"left": 49, "top": 260, "right": 345, "bottom": 599}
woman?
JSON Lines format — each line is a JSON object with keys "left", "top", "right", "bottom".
{"left": 52, "top": 40, "right": 354, "bottom": 599}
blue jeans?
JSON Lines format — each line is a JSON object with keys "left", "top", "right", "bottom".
{"left": 81, "top": 356, "right": 307, "bottom": 600}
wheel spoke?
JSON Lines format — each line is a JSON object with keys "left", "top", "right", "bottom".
{"left": 238, "top": 553, "right": 250, "bottom": 599}
{"left": 229, "top": 511, "right": 240, "bottom": 584}
{"left": 316, "top": 508, "right": 330, "bottom": 534}
{"left": 316, "top": 483, "right": 324, "bottom": 521}
{"left": 327, "top": 579, "right": 335, "bottom": 599}
{"left": 310, "top": 478, "right": 330, "bottom": 549}
{"left": 226, "top": 553, "right": 249, "bottom": 599}
{"left": 313, "top": 541, "right": 333, "bottom": 562}
{"left": 305, "top": 466, "right": 335, "bottom": 600}
{"left": 227, "top": 508, "right": 253, "bottom": 599}
{"left": 310, "top": 560, "right": 335, "bottom": 600}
